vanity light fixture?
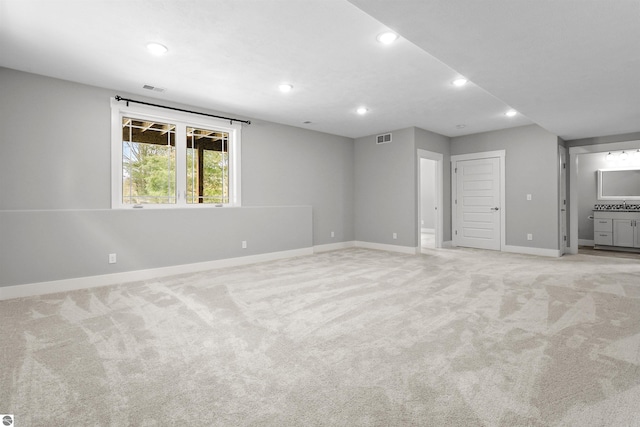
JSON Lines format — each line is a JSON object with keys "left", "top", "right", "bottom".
{"left": 505, "top": 109, "right": 518, "bottom": 117}
{"left": 278, "top": 83, "right": 293, "bottom": 93}
{"left": 452, "top": 78, "right": 468, "bottom": 87}
{"left": 146, "top": 42, "right": 168, "bottom": 56}
{"left": 620, "top": 151, "right": 629, "bottom": 160}
{"left": 356, "top": 107, "right": 368, "bottom": 115}
{"left": 605, "top": 152, "right": 614, "bottom": 161}
{"left": 377, "top": 32, "right": 399, "bottom": 45}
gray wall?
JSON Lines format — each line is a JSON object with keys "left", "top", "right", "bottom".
{"left": 354, "top": 127, "right": 416, "bottom": 247}
{"left": 576, "top": 152, "right": 611, "bottom": 241}
{"left": 451, "top": 125, "right": 560, "bottom": 250}
{"left": 567, "top": 132, "right": 640, "bottom": 148}
{"left": 354, "top": 126, "right": 451, "bottom": 248}
{"left": 0, "top": 207, "right": 312, "bottom": 286}
{"left": 0, "top": 67, "right": 352, "bottom": 287}
{"left": 0, "top": 69, "right": 111, "bottom": 210}
{"left": 242, "top": 121, "right": 354, "bottom": 244}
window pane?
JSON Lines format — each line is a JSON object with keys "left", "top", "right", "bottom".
{"left": 122, "top": 117, "right": 176, "bottom": 204}
{"left": 186, "top": 127, "right": 229, "bottom": 204}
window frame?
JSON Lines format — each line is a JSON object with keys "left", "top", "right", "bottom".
{"left": 110, "top": 98, "right": 242, "bottom": 209}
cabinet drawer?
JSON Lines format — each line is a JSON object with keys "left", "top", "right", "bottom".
{"left": 595, "top": 232, "right": 613, "bottom": 246}
{"left": 594, "top": 219, "right": 612, "bottom": 232}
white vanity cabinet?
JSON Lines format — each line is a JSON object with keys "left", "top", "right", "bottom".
{"left": 613, "top": 219, "right": 638, "bottom": 247}
{"left": 593, "top": 211, "right": 640, "bottom": 250}
{"left": 593, "top": 217, "right": 613, "bottom": 246}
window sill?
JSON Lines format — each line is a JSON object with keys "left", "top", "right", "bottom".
{"left": 112, "top": 203, "right": 240, "bottom": 210}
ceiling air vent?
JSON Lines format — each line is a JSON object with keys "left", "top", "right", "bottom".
{"left": 142, "top": 84, "right": 166, "bottom": 93}
{"left": 376, "top": 133, "right": 392, "bottom": 144}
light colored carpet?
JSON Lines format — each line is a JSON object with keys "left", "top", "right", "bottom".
{"left": 2, "top": 247, "right": 640, "bottom": 426}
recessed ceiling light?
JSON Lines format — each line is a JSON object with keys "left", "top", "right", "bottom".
{"left": 357, "top": 107, "right": 368, "bottom": 115}
{"left": 146, "top": 42, "right": 168, "bottom": 55}
{"left": 456, "top": 124, "right": 466, "bottom": 129}
{"left": 376, "top": 32, "right": 398, "bottom": 45}
{"left": 452, "top": 78, "right": 468, "bottom": 87}
{"left": 278, "top": 83, "right": 293, "bottom": 93}
{"left": 505, "top": 109, "right": 518, "bottom": 117}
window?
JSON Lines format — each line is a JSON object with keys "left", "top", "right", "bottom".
{"left": 186, "top": 126, "right": 229, "bottom": 204}
{"left": 111, "top": 99, "right": 241, "bottom": 208}
{"left": 122, "top": 118, "right": 177, "bottom": 204}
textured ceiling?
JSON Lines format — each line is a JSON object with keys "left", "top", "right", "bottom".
{"left": 1, "top": 0, "right": 637, "bottom": 140}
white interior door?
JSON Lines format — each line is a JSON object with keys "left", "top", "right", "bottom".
{"left": 454, "top": 157, "right": 501, "bottom": 250}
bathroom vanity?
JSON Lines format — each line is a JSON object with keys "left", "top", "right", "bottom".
{"left": 593, "top": 205, "right": 640, "bottom": 251}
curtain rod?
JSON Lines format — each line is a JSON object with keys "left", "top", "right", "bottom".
{"left": 114, "top": 95, "right": 251, "bottom": 125}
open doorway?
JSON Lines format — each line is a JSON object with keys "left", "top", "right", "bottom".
{"left": 569, "top": 140, "right": 640, "bottom": 255}
{"left": 420, "top": 158, "right": 437, "bottom": 249}
{"left": 417, "top": 149, "right": 443, "bottom": 251}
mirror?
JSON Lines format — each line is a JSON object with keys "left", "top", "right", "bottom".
{"left": 597, "top": 169, "right": 640, "bottom": 200}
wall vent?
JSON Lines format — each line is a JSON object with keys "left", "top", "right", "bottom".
{"left": 142, "top": 84, "right": 166, "bottom": 93}
{"left": 376, "top": 133, "right": 392, "bottom": 144}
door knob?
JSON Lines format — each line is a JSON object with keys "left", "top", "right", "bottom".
{"left": 491, "top": 207, "right": 499, "bottom": 211}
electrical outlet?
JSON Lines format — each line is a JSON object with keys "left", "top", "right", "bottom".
{"left": 393, "top": 232, "right": 398, "bottom": 239}
{"left": 241, "top": 241, "right": 247, "bottom": 249}
{"left": 526, "top": 194, "right": 532, "bottom": 201}
{"left": 108, "top": 253, "right": 117, "bottom": 264}
{"left": 331, "top": 231, "right": 335, "bottom": 238}
{"left": 527, "top": 234, "right": 533, "bottom": 241}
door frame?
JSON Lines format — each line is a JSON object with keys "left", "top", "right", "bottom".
{"left": 568, "top": 139, "right": 640, "bottom": 254}
{"left": 451, "top": 150, "right": 506, "bottom": 251}
{"left": 417, "top": 149, "right": 443, "bottom": 248}
{"left": 559, "top": 146, "right": 568, "bottom": 255}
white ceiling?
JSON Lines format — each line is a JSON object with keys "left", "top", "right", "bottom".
{"left": 1, "top": 0, "right": 637, "bottom": 140}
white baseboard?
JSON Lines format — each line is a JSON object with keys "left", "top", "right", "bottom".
{"left": 0, "top": 247, "right": 314, "bottom": 301}
{"left": 578, "top": 239, "right": 595, "bottom": 247}
{"left": 314, "top": 241, "right": 356, "bottom": 253}
{"left": 503, "top": 245, "right": 561, "bottom": 258}
{"left": 354, "top": 241, "right": 418, "bottom": 255}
